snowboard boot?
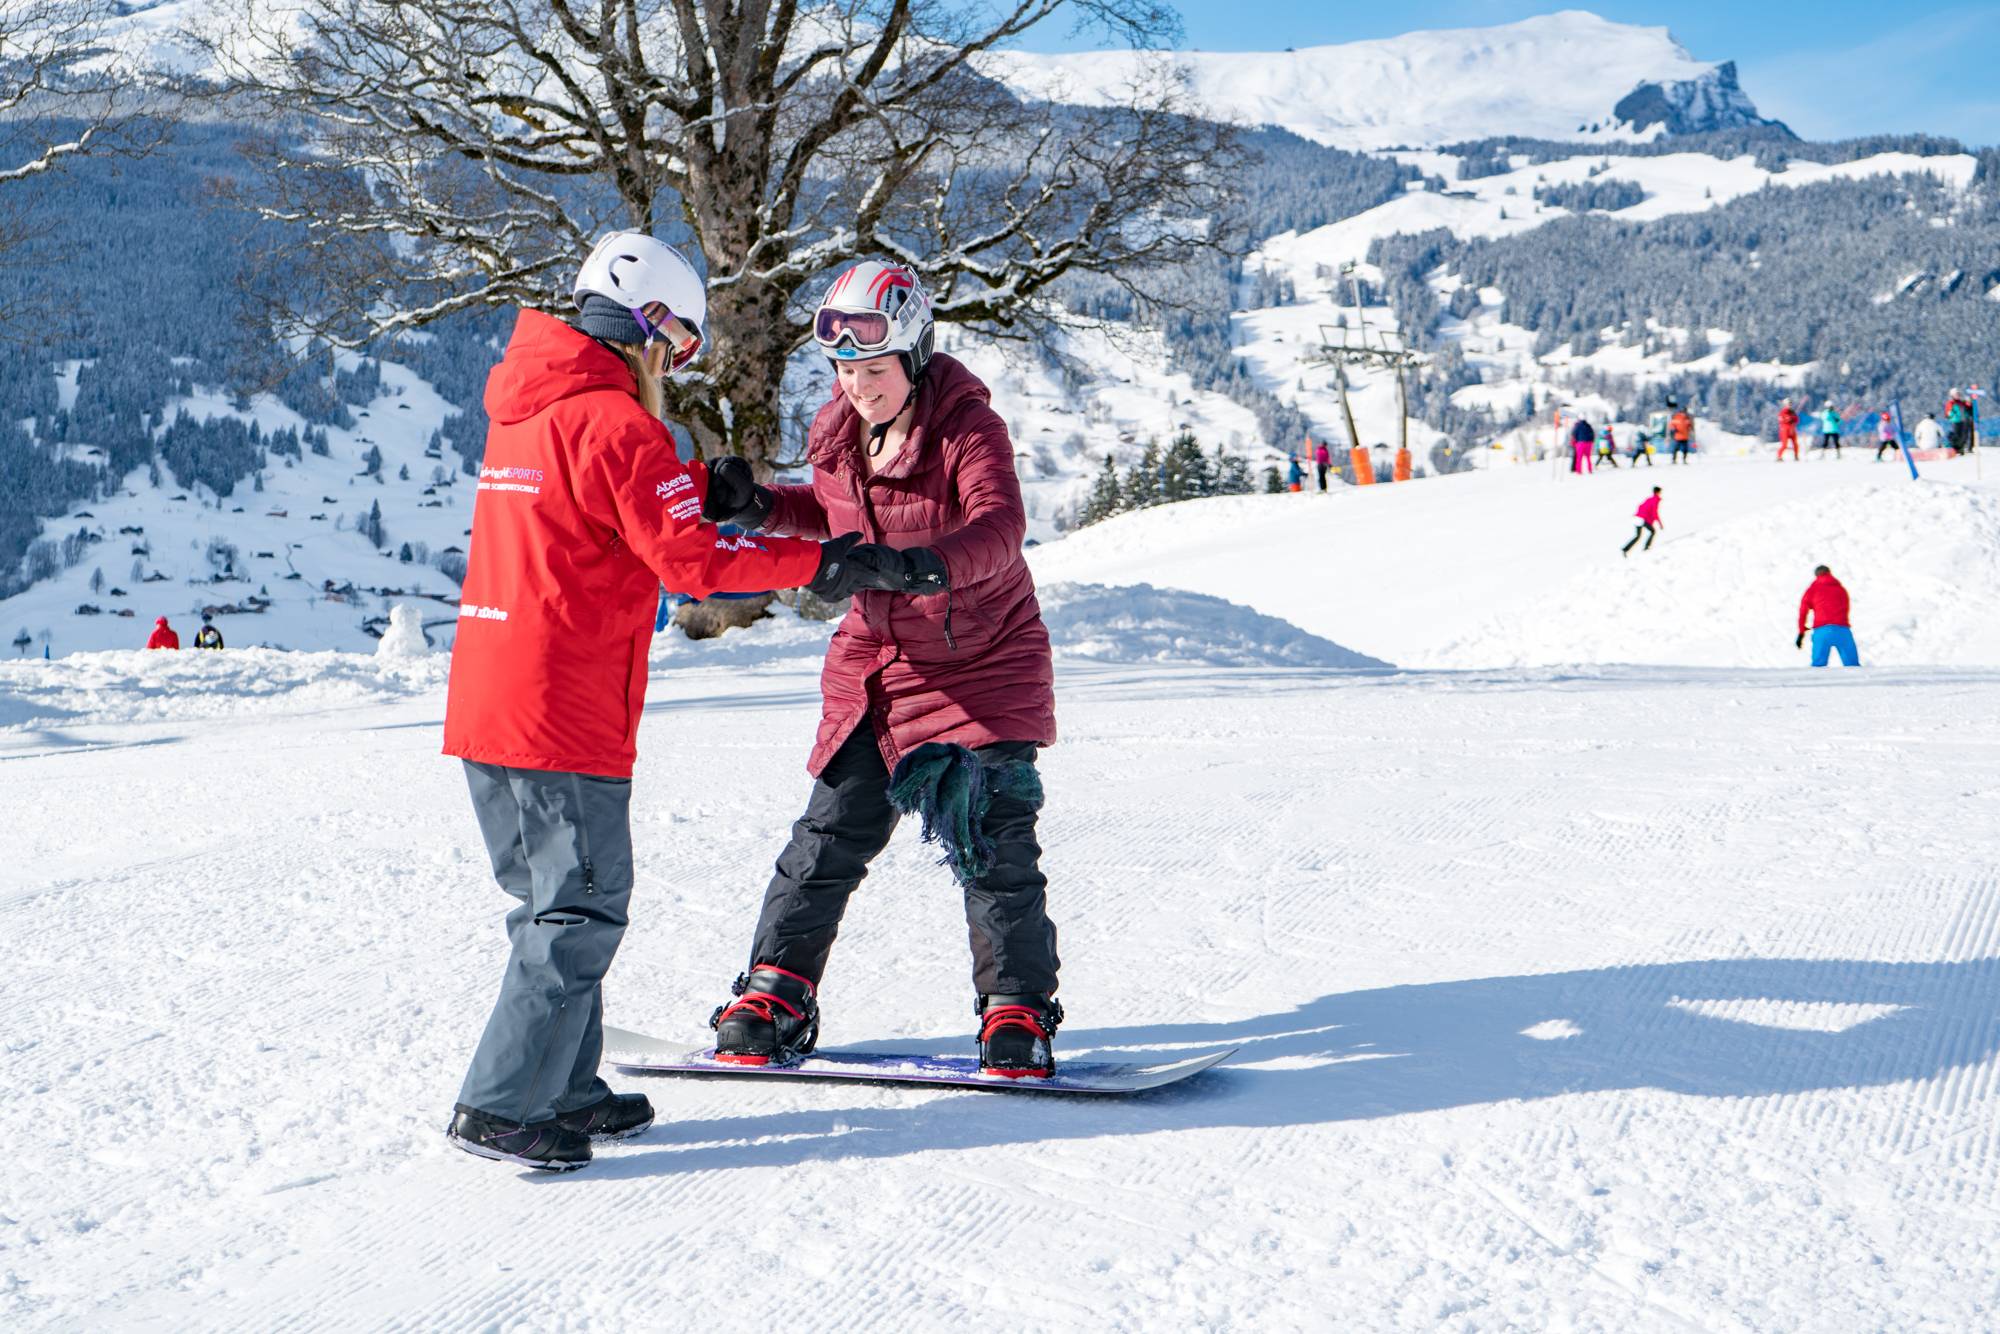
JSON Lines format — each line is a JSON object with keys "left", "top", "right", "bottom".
{"left": 555, "top": 1089, "right": 655, "bottom": 1142}
{"left": 710, "top": 965, "right": 820, "bottom": 1065}
{"left": 977, "top": 993, "right": 1063, "bottom": 1078}
{"left": 447, "top": 1104, "right": 592, "bottom": 1173}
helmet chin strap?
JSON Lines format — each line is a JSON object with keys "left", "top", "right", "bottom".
{"left": 865, "top": 383, "right": 920, "bottom": 459}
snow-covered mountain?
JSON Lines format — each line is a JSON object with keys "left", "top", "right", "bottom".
{"left": 985, "top": 10, "right": 1779, "bottom": 149}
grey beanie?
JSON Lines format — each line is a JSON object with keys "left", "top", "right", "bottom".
{"left": 575, "top": 292, "right": 644, "bottom": 346}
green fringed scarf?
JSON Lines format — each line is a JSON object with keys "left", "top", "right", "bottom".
{"left": 885, "top": 742, "right": 1044, "bottom": 888}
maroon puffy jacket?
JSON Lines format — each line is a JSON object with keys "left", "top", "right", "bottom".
{"left": 443, "top": 309, "right": 822, "bottom": 777}
{"left": 766, "top": 354, "right": 1056, "bottom": 776}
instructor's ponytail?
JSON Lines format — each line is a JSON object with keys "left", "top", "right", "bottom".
{"left": 613, "top": 344, "right": 667, "bottom": 422}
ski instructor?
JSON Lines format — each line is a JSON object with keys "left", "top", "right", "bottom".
{"left": 698, "top": 259, "right": 1065, "bottom": 1079}
{"left": 441, "top": 231, "right": 883, "bottom": 1172}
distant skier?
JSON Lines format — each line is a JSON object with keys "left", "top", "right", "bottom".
{"left": 193, "top": 614, "right": 224, "bottom": 649}
{"left": 1596, "top": 423, "right": 1620, "bottom": 468}
{"left": 145, "top": 616, "right": 179, "bottom": 650}
{"left": 1776, "top": 398, "right": 1800, "bottom": 462}
{"left": 1287, "top": 454, "right": 1305, "bottom": 492}
{"left": 1570, "top": 416, "right": 1595, "bottom": 473}
{"left": 1668, "top": 406, "right": 1694, "bottom": 464}
{"left": 1622, "top": 486, "right": 1663, "bottom": 555}
{"left": 1646, "top": 400, "right": 1673, "bottom": 463}
{"left": 1914, "top": 411, "right": 1947, "bottom": 454}
{"left": 1818, "top": 401, "right": 1843, "bottom": 457}
{"left": 440, "top": 231, "right": 853, "bottom": 1173}
{"left": 1629, "top": 424, "right": 1654, "bottom": 467}
{"left": 1796, "top": 565, "right": 1858, "bottom": 667}
{"left": 1945, "top": 390, "right": 1971, "bottom": 454}
{"left": 1875, "top": 411, "right": 1901, "bottom": 462}
{"left": 1313, "top": 439, "right": 1331, "bottom": 491}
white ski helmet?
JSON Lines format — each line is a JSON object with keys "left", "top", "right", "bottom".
{"left": 574, "top": 231, "right": 708, "bottom": 370}
{"left": 812, "top": 258, "right": 935, "bottom": 383}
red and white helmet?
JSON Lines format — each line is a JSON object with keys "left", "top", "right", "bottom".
{"left": 813, "top": 259, "right": 935, "bottom": 382}
{"left": 574, "top": 231, "right": 708, "bottom": 370}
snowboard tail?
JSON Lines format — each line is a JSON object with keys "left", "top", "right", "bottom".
{"left": 603, "top": 1025, "right": 1233, "bottom": 1095}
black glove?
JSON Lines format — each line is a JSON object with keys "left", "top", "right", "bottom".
{"left": 701, "top": 455, "right": 774, "bottom": 529}
{"left": 844, "top": 544, "right": 949, "bottom": 596}
{"left": 1795, "top": 632, "right": 1805, "bottom": 650}
{"left": 807, "top": 533, "right": 867, "bottom": 601}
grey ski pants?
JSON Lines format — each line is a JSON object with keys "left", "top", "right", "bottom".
{"left": 457, "top": 760, "right": 634, "bottom": 1125}
{"left": 747, "top": 727, "right": 1060, "bottom": 996}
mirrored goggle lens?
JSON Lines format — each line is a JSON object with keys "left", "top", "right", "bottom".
{"left": 632, "top": 307, "right": 703, "bottom": 370}
{"left": 814, "top": 307, "right": 892, "bottom": 351}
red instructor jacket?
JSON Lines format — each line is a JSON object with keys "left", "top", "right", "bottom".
{"left": 1798, "top": 573, "right": 1851, "bottom": 634}
{"left": 443, "top": 310, "right": 823, "bottom": 777}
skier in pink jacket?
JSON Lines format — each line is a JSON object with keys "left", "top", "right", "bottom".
{"left": 1622, "top": 486, "right": 1663, "bottom": 555}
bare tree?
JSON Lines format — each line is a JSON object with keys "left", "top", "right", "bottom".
{"left": 191, "top": 0, "right": 1240, "bottom": 471}
{"left": 0, "top": 1, "right": 162, "bottom": 225}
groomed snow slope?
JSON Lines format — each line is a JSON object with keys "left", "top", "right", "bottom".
{"left": 1030, "top": 452, "right": 2000, "bottom": 669}
{"left": 7, "top": 630, "right": 2000, "bottom": 1328}
{"left": 986, "top": 11, "right": 1727, "bottom": 150}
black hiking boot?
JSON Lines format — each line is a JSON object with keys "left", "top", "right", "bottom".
{"left": 977, "top": 993, "right": 1063, "bottom": 1078}
{"left": 447, "top": 1104, "right": 592, "bottom": 1172}
{"left": 710, "top": 965, "right": 820, "bottom": 1065}
{"left": 555, "top": 1090, "right": 655, "bottom": 1141}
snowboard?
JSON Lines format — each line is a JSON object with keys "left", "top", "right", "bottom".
{"left": 602, "top": 1025, "right": 1235, "bottom": 1096}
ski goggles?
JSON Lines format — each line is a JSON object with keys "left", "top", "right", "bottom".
{"left": 631, "top": 305, "right": 703, "bottom": 371}
{"left": 813, "top": 306, "right": 895, "bottom": 354}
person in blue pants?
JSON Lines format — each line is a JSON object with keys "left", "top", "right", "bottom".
{"left": 1796, "top": 565, "right": 1859, "bottom": 667}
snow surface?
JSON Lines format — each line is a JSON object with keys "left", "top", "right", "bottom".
{"left": 1031, "top": 451, "right": 2000, "bottom": 669}
{"left": 986, "top": 11, "right": 1731, "bottom": 150}
{"left": 8, "top": 612, "right": 2000, "bottom": 1326}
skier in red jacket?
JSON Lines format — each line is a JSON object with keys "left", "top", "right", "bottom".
{"left": 1776, "top": 399, "right": 1800, "bottom": 462}
{"left": 699, "top": 259, "right": 1064, "bottom": 1079}
{"left": 441, "top": 232, "right": 889, "bottom": 1172}
{"left": 1622, "top": 487, "right": 1663, "bottom": 554}
{"left": 1797, "top": 565, "right": 1858, "bottom": 666}
{"left": 145, "top": 616, "right": 179, "bottom": 649}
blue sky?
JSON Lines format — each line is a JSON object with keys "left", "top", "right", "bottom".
{"left": 1020, "top": 3, "right": 2000, "bottom": 145}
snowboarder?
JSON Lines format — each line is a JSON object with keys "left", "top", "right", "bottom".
{"left": 1668, "top": 405, "right": 1695, "bottom": 464}
{"left": 1875, "top": 410, "right": 1901, "bottom": 462}
{"left": 1818, "top": 401, "right": 1843, "bottom": 457}
{"left": 1597, "top": 423, "right": 1620, "bottom": 468}
{"left": 1914, "top": 411, "right": 1947, "bottom": 454}
{"left": 698, "top": 258, "right": 1064, "bottom": 1080}
{"left": 1313, "top": 439, "right": 1331, "bottom": 492}
{"left": 1622, "top": 486, "right": 1663, "bottom": 555}
{"left": 1797, "top": 565, "right": 1858, "bottom": 667}
{"left": 1570, "top": 416, "right": 1595, "bottom": 474}
{"left": 1776, "top": 398, "right": 1800, "bottom": 462}
{"left": 440, "top": 231, "right": 869, "bottom": 1173}
{"left": 193, "top": 614, "right": 224, "bottom": 649}
{"left": 145, "top": 616, "right": 178, "bottom": 649}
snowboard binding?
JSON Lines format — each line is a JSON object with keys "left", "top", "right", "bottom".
{"left": 976, "top": 993, "right": 1063, "bottom": 1078}
{"left": 711, "top": 965, "right": 820, "bottom": 1066}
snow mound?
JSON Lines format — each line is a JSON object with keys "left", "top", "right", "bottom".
{"left": 0, "top": 647, "right": 448, "bottom": 730}
{"left": 374, "top": 604, "right": 431, "bottom": 659}
{"left": 1038, "top": 581, "right": 1391, "bottom": 669}
{"left": 1442, "top": 481, "right": 2000, "bottom": 668}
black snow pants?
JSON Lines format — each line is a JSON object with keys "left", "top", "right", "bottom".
{"left": 1622, "top": 522, "right": 1657, "bottom": 554}
{"left": 747, "top": 727, "right": 1060, "bottom": 996}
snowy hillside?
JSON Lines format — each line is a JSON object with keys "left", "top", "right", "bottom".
{"left": 3, "top": 358, "right": 477, "bottom": 657}
{"left": 987, "top": 11, "right": 1774, "bottom": 150}
{"left": 8, "top": 603, "right": 2000, "bottom": 1326}
{"left": 1032, "top": 452, "right": 2000, "bottom": 670}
